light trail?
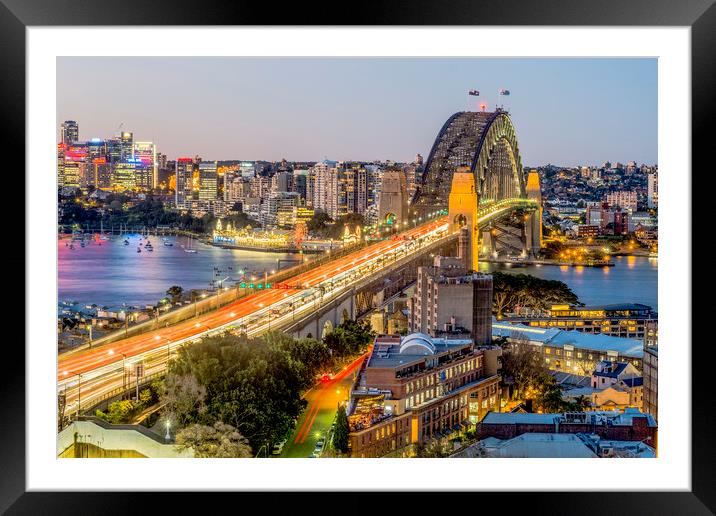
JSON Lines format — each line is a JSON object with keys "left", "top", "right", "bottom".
{"left": 57, "top": 216, "right": 451, "bottom": 411}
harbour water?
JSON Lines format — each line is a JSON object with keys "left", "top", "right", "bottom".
{"left": 479, "top": 255, "right": 658, "bottom": 311}
{"left": 58, "top": 234, "right": 300, "bottom": 308}
{"left": 58, "top": 234, "right": 657, "bottom": 311}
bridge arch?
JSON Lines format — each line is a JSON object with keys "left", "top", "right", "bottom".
{"left": 412, "top": 109, "right": 526, "bottom": 212}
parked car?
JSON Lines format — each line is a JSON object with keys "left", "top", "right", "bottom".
{"left": 311, "top": 439, "right": 325, "bottom": 457}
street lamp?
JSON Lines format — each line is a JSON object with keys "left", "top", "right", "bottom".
{"left": 165, "top": 419, "right": 171, "bottom": 442}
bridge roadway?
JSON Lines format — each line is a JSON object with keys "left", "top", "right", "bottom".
{"left": 58, "top": 215, "right": 452, "bottom": 413}
{"left": 57, "top": 197, "right": 536, "bottom": 416}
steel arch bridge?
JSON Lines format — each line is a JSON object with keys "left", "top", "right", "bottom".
{"left": 411, "top": 109, "right": 534, "bottom": 222}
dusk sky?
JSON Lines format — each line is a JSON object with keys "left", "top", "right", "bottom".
{"left": 57, "top": 57, "right": 657, "bottom": 167}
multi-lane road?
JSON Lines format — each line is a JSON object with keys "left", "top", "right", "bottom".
{"left": 58, "top": 216, "right": 451, "bottom": 415}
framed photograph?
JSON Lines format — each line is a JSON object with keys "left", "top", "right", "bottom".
{"left": 6, "top": 0, "right": 711, "bottom": 512}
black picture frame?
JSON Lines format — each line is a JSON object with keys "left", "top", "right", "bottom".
{"left": 4, "top": 0, "right": 711, "bottom": 513}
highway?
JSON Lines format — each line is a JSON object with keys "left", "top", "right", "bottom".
{"left": 58, "top": 215, "right": 451, "bottom": 415}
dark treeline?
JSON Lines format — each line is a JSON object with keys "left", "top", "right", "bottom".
{"left": 59, "top": 193, "right": 257, "bottom": 234}
{"left": 492, "top": 271, "right": 581, "bottom": 317}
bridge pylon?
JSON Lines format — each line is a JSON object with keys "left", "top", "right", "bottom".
{"left": 448, "top": 167, "right": 480, "bottom": 271}
{"left": 525, "top": 169, "right": 543, "bottom": 256}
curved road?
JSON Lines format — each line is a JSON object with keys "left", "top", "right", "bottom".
{"left": 58, "top": 217, "right": 449, "bottom": 389}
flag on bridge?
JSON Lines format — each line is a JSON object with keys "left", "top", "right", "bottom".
{"left": 468, "top": 89, "right": 480, "bottom": 96}
{"left": 499, "top": 89, "right": 510, "bottom": 95}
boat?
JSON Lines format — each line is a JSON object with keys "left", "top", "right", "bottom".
{"left": 145, "top": 243, "right": 154, "bottom": 252}
{"left": 99, "top": 220, "right": 110, "bottom": 241}
{"left": 163, "top": 240, "right": 173, "bottom": 246}
{"left": 184, "top": 235, "right": 198, "bottom": 253}
{"left": 124, "top": 239, "right": 130, "bottom": 246}
{"left": 137, "top": 247, "right": 142, "bottom": 253}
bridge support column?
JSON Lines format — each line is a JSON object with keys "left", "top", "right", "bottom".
{"left": 448, "top": 167, "right": 480, "bottom": 271}
{"left": 525, "top": 170, "right": 543, "bottom": 257}
{"left": 520, "top": 222, "right": 528, "bottom": 258}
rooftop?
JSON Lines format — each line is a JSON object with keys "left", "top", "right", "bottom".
{"left": 552, "top": 303, "right": 654, "bottom": 313}
{"left": 367, "top": 333, "right": 473, "bottom": 369}
{"left": 481, "top": 408, "right": 656, "bottom": 428}
{"left": 492, "top": 321, "right": 644, "bottom": 358}
{"left": 456, "top": 433, "right": 598, "bottom": 458}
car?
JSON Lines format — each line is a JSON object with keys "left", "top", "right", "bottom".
{"left": 319, "top": 373, "right": 333, "bottom": 383}
{"left": 312, "top": 440, "right": 325, "bottom": 457}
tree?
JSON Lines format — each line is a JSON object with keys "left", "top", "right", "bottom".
{"left": 307, "top": 212, "right": 333, "bottom": 235}
{"left": 166, "top": 285, "right": 183, "bottom": 304}
{"left": 415, "top": 439, "right": 452, "bottom": 458}
{"left": 163, "top": 334, "right": 308, "bottom": 452}
{"left": 323, "top": 319, "right": 374, "bottom": 357}
{"left": 568, "top": 395, "right": 591, "bottom": 412}
{"left": 535, "top": 379, "right": 565, "bottom": 413}
{"left": 492, "top": 272, "right": 580, "bottom": 316}
{"left": 160, "top": 373, "right": 207, "bottom": 427}
{"left": 332, "top": 405, "right": 349, "bottom": 453}
{"left": 94, "top": 399, "right": 134, "bottom": 424}
{"left": 175, "top": 422, "right": 252, "bottom": 458}
{"left": 498, "top": 335, "right": 549, "bottom": 401}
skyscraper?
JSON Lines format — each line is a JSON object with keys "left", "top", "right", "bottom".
{"left": 647, "top": 171, "right": 658, "bottom": 208}
{"left": 198, "top": 160, "right": 218, "bottom": 201}
{"left": 60, "top": 121, "right": 79, "bottom": 145}
{"left": 134, "top": 142, "right": 157, "bottom": 190}
{"left": 119, "top": 132, "right": 134, "bottom": 161}
{"left": 342, "top": 163, "right": 369, "bottom": 216}
{"left": 311, "top": 160, "right": 339, "bottom": 218}
{"left": 175, "top": 158, "right": 194, "bottom": 208}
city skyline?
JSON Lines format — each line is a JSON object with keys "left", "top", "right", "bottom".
{"left": 57, "top": 57, "right": 657, "bottom": 166}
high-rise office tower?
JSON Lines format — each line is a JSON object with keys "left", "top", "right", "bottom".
{"left": 119, "top": 132, "right": 134, "bottom": 161}
{"left": 107, "top": 138, "right": 122, "bottom": 164}
{"left": 112, "top": 160, "right": 138, "bottom": 191}
{"left": 134, "top": 141, "right": 157, "bottom": 189}
{"left": 647, "top": 171, "right": 658, "bottom": 208}
{"left": 60, "top": 121, "right": 79, "bottom": 145}
{"left": 175, "top": 158, "right": 195, "bottom": 208}
{"left": 198, "top": 160, "right": 218, "bottom": 201}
